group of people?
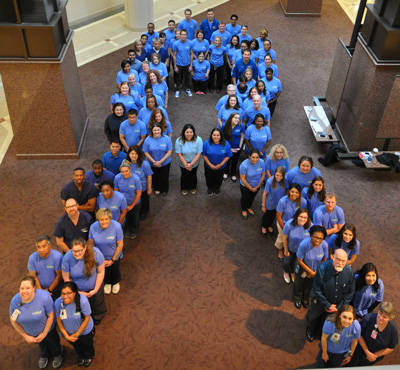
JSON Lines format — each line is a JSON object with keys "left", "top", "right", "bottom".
{"left": 9, "top": 7, "right": 397, "bottom": 369}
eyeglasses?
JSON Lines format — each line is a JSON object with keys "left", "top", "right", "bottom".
{"left": 61, "top": 292, "right": 73, "bottom": 296}
{"left": 311, "top": 235, "right": 324, "bottom": 241}
{"left": 72, "top": 248, "right": 85, "bottom": 254}
{"left": 65, "top": 204, "right": 78, "bottom": 209}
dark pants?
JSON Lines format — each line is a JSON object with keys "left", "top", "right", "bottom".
{"left": 225, "top": 61, "right": 232, "bottom": 84}
{"left": 240, "top": 184, "right": 260, "bottom": 211}
{"left": 104, "top": 258, "right": 121, "bottom": 285}
{"left": 350, "top": 345, "right": 381, "bottom": 366}
{"left": 39, "top": 326, "right": 62, "bottom": 358}
{"left": 224, "top": 150, "right": 241, "bottom": 177}
{"left": 175, "top": 65, "right": 191, "bottom": 91}
{"left": 192, "top": 79, "right": 208, "bottom": 93}
{"left": 306, "top": 294, "right": 329, "bottom": 336}
{"left": 204, "top": 165, "right": 224, "bottom": 192}
{"left": 262, "top": 209, "right": 276, "bottom": 228}
{"left": 293, "top": 267, "right": 314, "bottom": 304}
{"left": 87, "top": 283, "right": 107, "bottom": 322}
{"left": 70, "top": 329, "right": 95, "bottom": 360}
{"left": 283, "top": 251, "right": 297, "bottom": 273}
{"left": 125, "top": 203, "right": 140, "bottom": 234}
{"left": 139, "top": 191, "right": 150, "bottom": 217}
{"left": 315, "top": 347, "right": 346, "bottom": 368}
{"left": 180, "top": 166, "right": 198, "bottom": 191}
{"left": 268, "top": 99, "right": 277, "bottom": 117}
{"left": 209, "top": 64, "right": 224, "bottom": 90}
{"left": 152, "top": 163, "right": 170, "bottom": 193}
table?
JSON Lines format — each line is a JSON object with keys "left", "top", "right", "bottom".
{"left": 303, "top": 106, "right": 338, "bottom": 143}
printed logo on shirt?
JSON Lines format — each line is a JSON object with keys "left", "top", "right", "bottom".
{"left": 81, "top": 228, "right": 89, "bottom": 233}
{"left": 221, "top": 150, "right": 226, "bottom": 153}
{"left": 370, "top": 292, "right": 377, "bottom": 296}
{"left": 74, "top": 311, "right": 81, "bottom": 316}
{"left": 134, "top": 129, "right": 140, "bottom": 132}
{"left": 134, "top": 170, "right": 141, "bottom": 174}
{"left": 46, "top": 264, "right": 55, "bottom": 269}
{"left": 107, "top": 236, "right": 115, "bottom": 240}
{"left": 317, "top": 253, "right": 323, "bottom": 258}
{"left": 346, "top": 333, "right": 354, "bottom": 337}
{"left": 256, "top": 167, "right": 262, "bottom": 171}
{"left": 32, "top": 310, "right": 43, "bottom": 315}
{"left": 332, "top": 218, "right": 338, "bottom": 222}
{"left": 160, "top": 144, "right": 166, "bottom": 147}
{"left": 129, "top": 185, "right": 136, "bottom": 188}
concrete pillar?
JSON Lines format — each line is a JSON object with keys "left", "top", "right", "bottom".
{"left": 125, "top": 0, "right": 153, "bottom": 32}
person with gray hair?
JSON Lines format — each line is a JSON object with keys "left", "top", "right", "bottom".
{"left": 215, "top": 84, "right": 243, "bottom": 111}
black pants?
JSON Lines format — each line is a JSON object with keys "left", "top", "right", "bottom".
{"left": 152, "top": 163, "right": 170, "bottom": 193}
{"left": 209, "top": 64, "right": 224, "bottom": 90}
{"left": 293, "top": 267, "right": 314, "bottom": 304}
{"left": 268, "top": 99, "right": 277, "bottom": 117}
{"left": 87, "top": 283, "right": 107, "bottom": 322}
{"left": 180, "top": 166, "right": 198, "bottom": 190}
{"left": 39, "top": 326, "right": 62, "bottom": 358}
{"left": 240, "top": 184, "right": 260, "bottom": 211}
{"left": 139, "top": 191, "right": 150, "bottom": 217}
{"left": 283, "top": 251, "right": 297, "bottom": 273}
{"left": 224, "top": 150, "right": 241, "bottom": 177}
{"left": 306, "top": 294, "right": 329, "bottom": 336}
{"left": 104, "top": 258, "right": 121, "bottom": 285}
{"left": 262, "top": 209, "right": 276, "bottom": 228}
{"left": 204, "top": 165, "right": 224, "bottom": 191}
{"left": 224, "top": 61, "right": 232, "bottom": 84}
{"left": 315, "top": 346, "right": 347, "bottom": 368}
{"left": 125, "top": 203, "right": 140, "bottom": 234}
{"left": 70, "top": 329, "right": 95, "bottom": 360}
{"left": 192, "top": 79, "right": 208, "bottom": 93}
{"left": 175, "top": 65, "right": 191, "bottom": 91}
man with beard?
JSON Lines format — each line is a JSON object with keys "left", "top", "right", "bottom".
{"left": 85, "top": 159, "right": 115, "bottom": 191}
{"left": 306, "top": 249, "right": 355, "bottom": 342}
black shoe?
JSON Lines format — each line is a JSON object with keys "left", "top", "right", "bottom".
{"left": 306, "top": 329, "right": 314, "bottom": 342}
{"left": 214, "top": 189, "right": 220, "bottom": 196}
{"left": 83, "top": 359, "right": 92, "bottom": 367}
{"left": 294, "top": 301, "right": 301, "bottom": 309}
{"left": 261, "top": 230, "right": 267, "bottom": 237}
{"left": 302, "top": 301, "right": 309, "bottom": 308}
{"left": 268, "top": 229, "right": 275, "bottom": 236}
{"left": 207, "top": 188, "right": 213, "bottom": 196}
{"left": 78, "top": 358, "right": 85, "bottom": 367}
{"left": 162, "top": 192, "right": 168, "bottom": 196}
{"left": 93, "top": 319, "right": 102, "bottom": 326}
{"left": 139, "top": 213, "right": 146, "bottom": 221}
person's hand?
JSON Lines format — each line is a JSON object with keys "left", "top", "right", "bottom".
{"left": 147, "top": 189, "right": 152, "bottom": 196}
{"left": 153, "top": 161, "right": 162, "bottom": 168}
{"left": 126, "top": 205, "right": 133, "bottom": 212}
{"left": 188, "top": 66, "right": 192, "bottom": 72}
{"left": 24, "top": 334, "right": 37, "bottom": 344}
{"left": 284, "top": 250, "right": 290, "bottom": 257}
{"left": 366, "top": 351, "right": 377, "bottom": 362}
{"left": 174, "top": 66, "right": 179, "bottom": 73}
{"left": 104, "top": 260, "right": 113, "bottom": 267}
{"left": 250, "top": 187, "right": 258, "bottom": 193}
{"left": 66, "top": 334, "right": 78, "bottom": 342}
{"left": 262, "top": 206, "right": 266, "bottom": 213}
{"left": 341, "top": 357, "right": 351, "bottom": 365}
{"left": 322, "top": 352, "right": 329, "bottom": 362}
{"left": 306, "top": 271, "right": 315, "bottom": 279}
{"left": 79, "top": 291, "right": 89, "bottom": 297}
{"left": 326, "top": 304, "right": 337, "bottom": 313}
{"left": 86, "top": 290, "right": 96, "bottom": 298}
{"left": 164, "top": 104, "right": 168, "bottom": 109}
{"left": 205, "top": 73, "right": 209, "bottom": 79}
{"left": 185, "top": 163, "right": 193, "bottom": 171}
{"left": 35, "top": 332, "right": 47, "bottom": 343}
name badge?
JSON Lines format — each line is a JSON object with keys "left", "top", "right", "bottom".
{"left": 371, "top": 330, "right": 378, "bottom": 339}
{"left": 60, "top": 309, "right": 67, "bottom": 320}
{"left": 330, "top": 332, "right": 340, "bottom": 344}
{"left": 11, "top": 308, "right": 21, "bottom": 321}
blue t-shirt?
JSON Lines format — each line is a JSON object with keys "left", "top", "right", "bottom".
{"left": 27, "top": 250, "right": 63, "bottom": 289}
{"left": 258, "top": 63, "right": 279, "bottom": 79}
{"left": 9, "top": 289, "right": 55, "bottom": 337}
{"left": 130, "top": 161, "right": 153, "bottom": 191}
{"left": 296, "top": 238, "right": 329, "bottom": 271}
{"left": 238, "top": 33, "right": 252, "bottom": 43}
{"left": 89, "top": 220, "right": 124, "bottom": 260}
{"left": 239, "top": 158, "right": 265, "bottom": 188}
{"left": 244, "top": 125, "right": 271, "bottom": 159}
{"left": 146, "top": 121, "right": 172, "bottom": 137}
{"left": 261, "top": 76, "right": 282, "bottom": 100}
{"left": 114, "top": 172, "right": 142, "bottom": 205}
{"left": 221, "top": 122, "right": 245, "bottom": 149}
{"left": 276, "top": 195, "right": 307, "bottom": 224}
{"left": 242, "top": 97, "right": 269, "bottom": 111}
{"left": 265, "top": 157, "right": 290, "bottom": 176}
{"left": 101, "top": 151, "right": 126, "bottom": 175}
{"left": 116, "top": 69, "right": 138, "bottom": 85}
{"left": 119, "top": 119, "right": 147, "bottom": 147}
{"left": 55, "top": 294, "right": 94, "bottom": 335}
{"left": 139, "top": 94, "right": 163, "bottom": 109}
{"left": 142, "top": 135, "right": 173, "bottom": 166}
{"left": 232, "top": 58, "right": 258, "bottom": 79}
{"left": 164, "top": 28, "right": 176, "bottom": 42}
{"left": 85, "top": 169, "right": 115, "bottom": 190}
{"left": 323, "top": 320, "right": 361, "bottom": 354}
{"left": 226, "top": 44, "right": 239, "bottom": 63}
{"left": 110, "top": 93, "right": 138, "bottom": 111}
{"left": 209, "top": 44, "right": 226, "bottom": 67}
{"left": 215, "top": 94, "right": 243, "bottom": 111}
{"left": 233, "top": 49, "right": 257, "bottom": 64}
{"left": 282, "top": 219, "right": 312, "bottom": 253}
{"left": 352, "top": 279, "right": 384, "bottom": 317}
{"left": 257, "top": 47, "right": 276, "bottom": 63}
{"left": 149, "top": 62, "right": 168, "bottom": 79}
{"left": 264, "top": 176, "right": 288, "bottom": 210}
{"left": 302, "top": 187, "right": 325, "bottom": 219}
{"left": 175, "top": 136, "right": 203, "bottom": 168}
{"left": 210, "top": 30, "right": 232, "bottom": 46}
{"left": 138, "top": 106, "right": 169, "bottom": 127}
{"left": 328, "top": 234, "right": 360, "bottom": 259}
{"left": 202, "top": 139, "right": 233, "bottom": 169}
{"left": 149, "top": 81, "right": 168, "bottom": 104}
{"left": 191, "top": 39, "right": 209, "bottom": 57}
{"left": 218, "top": 107, "right": 243, "bottom": 126}
{"left": 96, "top": 191, "right": 127, "bottom": 222}
{"left": 62, "top": 247, "right": 104, "bottom": 292}
{"left": 225, "top": 24, "right": 241, "bottom": 35}
{"left": 193, "top": 59, "right": 210, "bottom": 81}
{"left": 144, "top": 31, "right": 159, "bottom": 46}
{"left": 177, "top": 19, "right": 198, "bottom": 40}
{"left": 244, "top": 106, "right": 271, "bottom": 125}
{"left": 172, "top": 40, "right": 193, "bottom": 66}
{"left": 286, "top": 167, "right": 322, "bottom": 190}
{"left": 313, "top": 205, "right": 345, "bottom": 232}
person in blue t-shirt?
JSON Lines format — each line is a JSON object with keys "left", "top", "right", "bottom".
{"left": 190, "top": 30, "right": 210, "bottom": 60}
{"left": 55, "top": 282, "right": 95, "bottom": 367}
{"left": 238, "top": 24, "right": 252, "bottom": 43}
{"left": 208, "top": 36, "right": 226, "bottom": 93}
{"left": 244, "top": 113, "right": 271, "bottom": 160}
{"left": 110, "top": 81, "right": 139, "bottom": 113}
{"left": 286, "top": 155, "right": 322, "bottom": 190}
{"left": 145, "top": 22, "right": 159, "bottom": 46}
{"left": 85, "top": 159, "right": 115, "bottom": 192}
{"left": 102, "top": 140, "right": 127, "bottom": 176}
{"left": 262, "top": 68, "right": 282, "bottom": 117}
{"left": 127, "top": 49, "right": 142, "bottom": 74}
{"left": 225, "top": 34, "right": 240, "bottom": 84}
{"left": 302, "top": 176, "right": 327, "bottom": 221}
{"left": 231, "top": 49, "right": 258, "bottom": 85}
{"left": 147, "top": 69, "right": 168, "bottom": 108}
{"left": 239, "top": 149, "right": 265, "bottom": 219}
{"left": 172, "top": 30, "right": 193, "bottom": 97}
{"left": 202, "top": 128, "right": 232, "bottom": 196}
{"left": 211, "top": 22, "right": 231, "bottom": 47}
{"left": 97, "top": 180, "right": 127, "bottom": 224}
{"left": 192, "top": 51, "right": 210, "bottom": 95}
{"left": 116, "top": 59, "right": 137, "bottom": 88}
{"left": 218, "top": 94, "right": 243, "bottom": 127}
{"left": 177, "top": 9, "right": 198, "bottom": 40}
{"left": 315, "top": 305, "right": 360, "bottom": 368}
{"left": 10, "top": 275, "right": 63, "bottom": 369}
{"left": 164, "top": 20, "right": 176, "bottom": 42}
{"left": 28, "top": 235, "right": 63, "bottom": 300}
{"left": 226, "top": 14, "right": 241, "bottom": 36}
{"left": 119, "top": 109, "right": 147, "bottom": 151}
{"left": 265, "top": 144, "right": 290, "bottom": 179}
{"left": 328, "top": 223, "right": 359, "bottom": 266}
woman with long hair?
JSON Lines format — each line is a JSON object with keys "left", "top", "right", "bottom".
{"left": 146, "top": 69, "right": 168, "bottom": 108}
{"left": 328, "top": 223, "right": 360, "bottom": 266}
{"left": 286, "top": 155, "right": 322, "bottom": 190}
{"left": 110, "top": 81, "right": 138, "bottom": 113}
{"left": 302, "top": 176, "right": 327, "bottom": 219}
{"left": 104, "top": 103, "right": 127, "bottom": 144}
{"left": 218, "top": 95, "right": 243, "bottom": 127}
{"left": 265, "top": 144, "right": 290, "bottom": 179}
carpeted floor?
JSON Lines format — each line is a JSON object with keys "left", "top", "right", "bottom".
{"left": 1, "top": 0, "right": 399, "bottom": 369}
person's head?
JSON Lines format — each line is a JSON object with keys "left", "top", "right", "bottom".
{"left": 180, "top": 29, "right": 188, "bottom": 42}
{"left": 273, "top": 166, "right": 286, "bottom": 185}
{"left": 244, "top": 67, "right": 253, "bottom": 81}
{"left": 241, "top": 24, "right": 248, "bottom": 35}
{"left": 110, "top": 140, "right": 121, "bottom": 155}
{"left": 311, "top": 176, "right": 324, "bottom": 193}
{"left": 99, "top": 179, "right": 114, "bottom": 199}
{"left": 259, "top": 28, "right": 268, "bottom": 41}
{"left": 71, "top": 238, "right": 88, "bottom": 261}
{"left": 254, "top": 113, "right": 266, "bottom": 129}
{"left": 184, "top": 9, "right": 192, "bottom": 20}
{"left": 227, "top": 84, "right": 237, "bottom": 96}
{"left": 152, "top": 37, "right": 161, "bottom": 50}
{"left": 230, "top": 34, "right": 240, "bottom": 47}
{"left": 310, "top": 225, "right": 327, "bottom": 247}
{"left": 288, "top": 183, "right": 302, "bottom": 205}
{"left": 60, "top": 281, "right": 81, "bottom": 308}
{"left": 226, "top": 94, "right": 239, "bottom": 109}
{"left": 146, "top": 95, "right": 158, "bottom": 110}
{"left": 250, "top": 39, "right": 259, "bottom": 50}
{"left": 128, "top": 74, "right": 137, "bottom": 87}
{"left": 147, "top": 22, "right": 155, "bottom": 34}
{"left": 249, "top": 149, "right": 261, "bottom": 164}
{"left": 230, "top": 14, "right": 238, "bottom": 26}
{"left": 120, "top": 161, "right": 132, "bottom": 178}
{"left": 140, "top": 34, "right": 148, "bottom": 45}
{"left": 263, "top": 40, "right": 272, "bottom": 51}
{"left": 248, "top": 86, "right": 258, "bottom": 99}
{"left": 121, "top": 59, "right": 131, "bottom": 74}
{"left": 207, "top": 8, "right": 214, "bottom": 21}
{"left": 196, "top": 30, "right": 205, "bottom": 41}
{"left": 269, "top": 144, "right": 288, "bottom": 161}
{"left": 168, "top": 20, "right": 175, "bottom": 32}
{"left": 150, "top": 123, "right": 163, "bottom": 138}
{"left": 119, "top": 81, "right": 130, "bottom": 95}
{"left": 242, "top": 49, "right": 251, "bottom": 63}
{"left": 333, "top": 304, "right": 356, "bottom": 331}
{"left": 218, "top": 22, "right": 226, "bottom": 32}
{"left": 197, "top": 51, "right": 205, "bottom": 62}
{"left": 19, "top": 275, "right": 36, "bottom": 303}
{"left": 240, "top": 40, "right": 250, "bottom": 52}
{"left": 149, "top": 108, "right": 167, "bottom": 132}
{"left": 159, "top": 32, "right": 166, "bottom": 44}
{"left": 141, "top": 60, "right": 150, "bottom": 73}
{"left": 147, "top": 69, "right": 162, "bottom": 85}
{"left": 65, "top": 198, "right": 79, "bottom": 217}
{"left": 337, "top": 223, "right": 357, "bottom": 249}
{"left": 264, "top": 54, "right": 272, "bottom": 66}
{"left": 127, "top": 49, "right": 136, "bottom": 62}
{"left": 214, "top": 36, "right": 222, "bottom": 47}
{"left": 356, "top": 263, "right": 379, "bottom": 292}
{"left": 324, "top": 193, "right": 337, "bottom": 212}
{"left": 35, "top": 235, "right": 52, "bottom": 259}
{"left": 256, "top": 80, "right": 266, "bottom": 94}
{"left": 298, "top": 156, "right": 314, "bottom": 174}
{"left": 180, "top": 124, "right": 197, "bottom": 143}
{"left": 265, "top": 67, "right": 274, "bottom": 81}
{"left": 332, "top": 249, "right": 348, "bottom": 272}
{"left": 378, "top": 302, "right": 396, "bottom": 321}
{"left": 209, "top": 128, "right": 225, "bottom": 145}
{"left": 71, "top": 238, "right": 96, "bottom": 277}
{"left": 96, "top": 208, "right": 112, "bottom": 229}
{"left": 133, "top": 39, "right": 143, "bottom": 52}
{"left": 225, "top": 112, "right": 241, "bottom": 128}
{"left": 292, "top": 207, "right": 311, "bottom": 228}
{"left": 89, "top": 160, "right": 102, "bottom": 178}
{"left": 174, "top": 29, "right": 181, "bottom": 39}
{"left": 253, "top": 95, "right": 262, "bottom": 109}
{"left": 127, "top": 145, "right": 145, "bottom": 166}
{"left": 112, "top": 102, "right": 125, "bottom": 117}
{"left": 126, "top": 109, "right": 138, "bottom": 125}
{"left": 73, "top": 167, "right": 85, "bottom": 185}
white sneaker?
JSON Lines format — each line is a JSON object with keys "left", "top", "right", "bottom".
{"left": 112, "top": 283, "right": 120, "bottom": 294}
{"left": 175, "top": 91, "right": 180, "bottom": 98}
{"left": 186, "top": 89, "right": 192, "bottom": 97}
{"left": 104, "top": 284, "right": 111, "bottom": 295}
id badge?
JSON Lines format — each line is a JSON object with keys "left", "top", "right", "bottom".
{"left": 331, "top": 332, "right": 340, "bottom": 344}
{"left": 11, "top": 308, "right": 21, "bottom": 321}
{"left": 60, "top": 309, "right": 67, "bottom": 320}
{"left": 371, "top": 330, "right": 378, "bottom": 339}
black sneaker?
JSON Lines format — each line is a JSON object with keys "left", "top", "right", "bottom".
{"left": 306, "top": 329, "right": 314, "bottom": 342}
{"left": 214, "top": 189, "right": 220, "bottom": 196}
{"left": 207, "top": 188, "right": 213, "bottom": 196}
{"left": 83, "top": 358, "right": 92, "bottom": 367}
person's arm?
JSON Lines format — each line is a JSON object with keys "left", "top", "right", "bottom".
{"left": 226, "top": 53, "right": 232, "bottom": 69}
{"left": 78, "top": 197, "right": 96, "bottom": 213}
{"left": 238, "top": 133, "right": 245, "bottom": 150}
{"left": 240, "top": 173, "right": 256, "bottom": 192}
{"left": 111, "top": 240, "right": 123, "bottom": 263}
{"left": 146, "top": 175, "right": 152, "bottom": 196}
{"left": 28, "top": 270, "right": 42, "bottom": 290}
{"left": 127, "top": 190, "right": 142, "bottom": 211}
{"left": 342, "top": 338, "right": 359, "bottom": 365}
{"left": 10, "top": 317, "right": 37, "bottom": 344}
{"left": 276, "top": 211, "right": 284, "bottom": 230}
{"left": 190, "top": 50, "right": 196, "bottom": 66}
{"left": 62, "top": 270, "right": 71, "bottom": 283}
{"left": 61, "top": 199, "right": 66, "bottom": 211}
{"left": 282, "top": 234, "right": 290, "bottom": 257}
{"left": 262, "top": 190, "right": 268, "bottom": 213}
{"left": 358, "top": 335, "right": 377, "bottom": 362}
{"left": 313, "top": 269, "right": 335, "bottom": 310}
{"left": 347, "top": 254, "right": 357, "bottom": 266}
{"left": 34, "top": 310, "right": 54, "bottom": 343}
{"left": 104, "top": 117, "right": 113, "bottom": 142}
{"left": 217, "top": 117, "right": 223, "bottom": 128}
{"left": 87, "top": 262, "right": 105, "bottom": 298}
{"left": 56, "top": 317, "right": 78, "bottom": 342}
{"left": 120, "top": 133, "right": 130, "bottom": 151}
{"left": 118, "top": 208, "right": 127, "bottom": 224}
{"left": 321, "top": 333, "right": 329, "bottom": 363}
{"left": 269, "top": 91, "right": 281, "bottom": 103}
{"left": 173, "top": 50, "right": 178, "bottom": 73}
{"left": 177, "top": 153, "right": 188, "bottom": 167}
{"left": 188, "top": 153, "right": 202, "bottom": 170}
{"left": 244, "top": 139, "right": 252, "bottom": 151}
{"left": 154, "top": 150, "right": 172, "bottom": 167}
{"left": 202, "top": 155, "right": 216, "bottom": 170}
{"left": 260, "top": 140, "right": 270, "bottom": 158}
{"left": 214, "top": 156, "right": 230, "bottom": 170}
{"left": 71, "top": 315, "right": 90, "bottom": 339}
{"left": 144, "top": 152, "right": 156, "bottom": 165}
{"left": 47, "top": 270, "right": 62, "bottom": 294}
{"left": 266, "top": 170, "right": 272, "bottom": 178}
{"left": 164, "top": 91, "right": 168, "bottom": 109}
{"left": 328, "top": 247, "right": 334, "bottom": 260}
{"left": 374, "top": 347, "right": 395, "bottom": 358}
{"left": 297, "top": 257, "right": 314, "bottom": 277}
{"left": 137, "top": 135, "right": 146, "bottom": 147}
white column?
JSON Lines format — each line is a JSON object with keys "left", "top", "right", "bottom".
{"left": 124, "top": 0, "right": 153, "bottom": 31}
